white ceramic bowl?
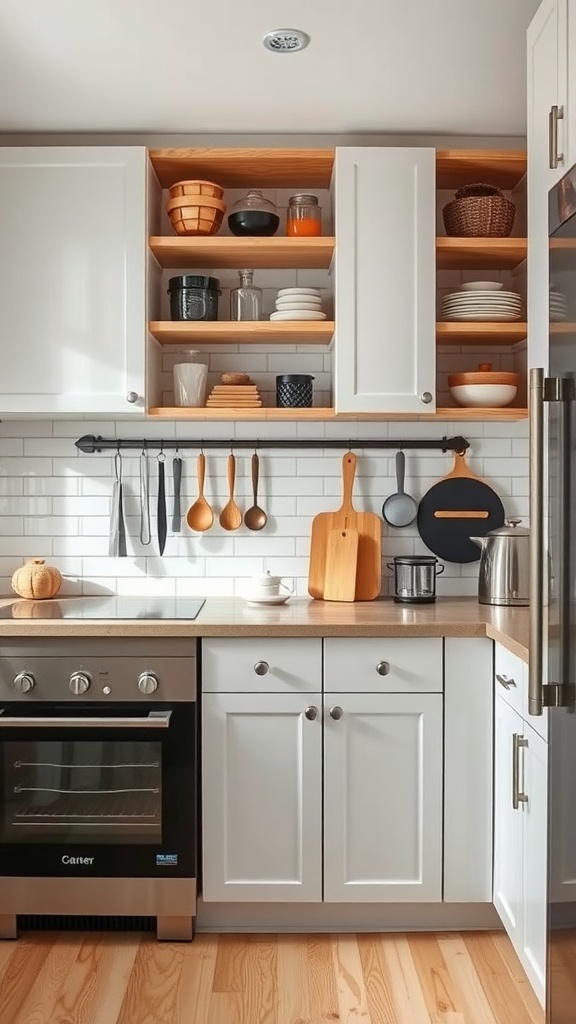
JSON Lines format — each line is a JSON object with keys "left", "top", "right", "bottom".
{"left": 450, "top": 383, "right": 517, "bottom": 408}
{"left": 458, "top": 281, "right": 504, "bottom": 292}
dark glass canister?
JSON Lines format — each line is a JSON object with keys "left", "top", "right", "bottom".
{"left": 276, "top": 374, "right": 315, "bottom": 408}
{"left": 227, "top": 190, "right": 280, "bottom": 236}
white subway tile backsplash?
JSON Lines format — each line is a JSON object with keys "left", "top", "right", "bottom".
{"left": 0, "top": 417, "right": 528, "bottom": 598}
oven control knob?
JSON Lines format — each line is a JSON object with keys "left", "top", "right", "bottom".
{"left": 138, "top": 672, "right": 159, "bottom": 695}
{"left": 13, "top": 671, "right": 35, "bottom": 694}
{"left": 69, "top": 671, "right": 91, "bottom": 695}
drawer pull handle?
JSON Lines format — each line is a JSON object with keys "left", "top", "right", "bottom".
{"left": 304, "top": 706, "right": 318, "bottom": 721}
{"left": 254, "top": 661, "right": 269, "bottom": 676}
{"left": 376, "top": 661, "right": 390, "bottom": 676}
{"left": 496, "top": 673, "right": 517, "bottom": 690}
{"left": 329, "top": 706, "right": 343, "bottom": 721}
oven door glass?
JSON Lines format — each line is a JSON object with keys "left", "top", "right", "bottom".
{"left": 0, "top": 702, "right": 195, "bottom": 878}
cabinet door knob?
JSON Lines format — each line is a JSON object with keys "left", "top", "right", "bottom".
{"left": 376, "top": 661, "right": 390, "bottom": 676}
{"left": 420, "top": 391, "right": 433, "bottom": 405}
{"left": 304, "top": 706, "right": 318, "bottom": 721}
{"left": 126, "top": 391, "right": 139, "bottom": 404}
{"left": 496, "top": 673, "right": 516, "bottom": 690}
{"left": 254, "top": 661, "right": 269, "bottom": 676}
{"left": 329, "top": 706, "right": 343, "bottom": 720}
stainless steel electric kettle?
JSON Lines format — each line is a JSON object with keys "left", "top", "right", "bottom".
{"left": 470, "top": 517, "right": 530, "bottom": 606}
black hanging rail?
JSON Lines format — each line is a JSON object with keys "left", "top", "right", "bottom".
{"left": 75, "top": 434, "right": 470, "bottom": 454}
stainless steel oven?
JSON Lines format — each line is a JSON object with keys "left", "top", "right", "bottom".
{"left": 0, "top": 637, "right": 197, "bottom": 941}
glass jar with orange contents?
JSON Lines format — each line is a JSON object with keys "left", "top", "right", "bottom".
{"left": 286, "top": 194, "right": 322, "bottom": 236}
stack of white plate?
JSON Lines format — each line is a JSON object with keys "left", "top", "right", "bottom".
{"left": 270, "top": 287, "right": 326, "bottom": 322}
{"left": 550, "top": 289, "right": 568, "bottom": 322}
{"left": 441, "top": 288, "right": 523, "bottom": 322}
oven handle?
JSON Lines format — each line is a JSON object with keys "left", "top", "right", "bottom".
{"left": 0, "top": 710, "right": 172, "bottom": 729}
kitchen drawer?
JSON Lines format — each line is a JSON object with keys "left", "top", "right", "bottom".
{"left": 324, "top": 638, "right": 443, "bottom": 693}
{"left": 494, "top": 644, "right": 526, "bottom": 717}
{"left": 202, "top": 638, "right": 322, "bottom": 693}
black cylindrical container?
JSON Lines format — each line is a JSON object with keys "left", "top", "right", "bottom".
{"left": 276, "top": 374, "right": 315, "bottom": 408}
{"left": 387, "top": 555, "right": 444, "bottom": 604}
{"left": 168, "top": 275, "right": 221, "bottom": 321}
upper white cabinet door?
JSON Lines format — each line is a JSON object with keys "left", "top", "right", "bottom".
{"left": 493, "top": 695, "right": 523, "bottom": 947}
{"left": 521, "top": 722, "right": 548, "bottom": 1007}
{"left": 323, "top": 692, "right": 443, "bottom": 902}
{"left": 333, "top": 147, "right": 436, "bottom": 414}
{"left": 202, "top": 692, "right": 322, "bottom": 903}
{"left": 527, "top": 0, "right": 568, "bottom": 372}
{"left": 0, "top": 147, "right": 147, "bottom": 416}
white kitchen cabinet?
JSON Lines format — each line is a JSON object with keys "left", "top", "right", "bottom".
{"left": 0, "top": 147, "right": 147, "bottom": 416}
{"left": 333, "top": 147, "right": 436, "bottom": 414}
{"left": 323, "top": 692, "right": 443, "bottom": 903}
{"left": 528, "top": 0, "right": 568, "bottom": 372}
{"left": 202, "top": 692, "right": 322, "bottom": 902}
{"left": 493, "top": 692, "right": 548, "bottom": 1008}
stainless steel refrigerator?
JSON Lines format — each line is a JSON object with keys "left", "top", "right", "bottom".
{"left": 530, "top": 163, "right": 576, "bottom": 1022}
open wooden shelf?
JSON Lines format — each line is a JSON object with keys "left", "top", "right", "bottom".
{"left": 149, "top": 148, "right": 335, "bottom": 190}
{"left": 436, "top": 322, "right": 527, "bottom": 345}
{"left": 149, "top": 321, "right": 335, "bottom": 345}
{"left": 435, "top": 150, "right": 527, "bottom": 190}
{"left": 148, "top": 406, "right": 529, "bottom": 422}
{"left": 149, "top": 236, "right": 335, "bottom": 270}
{"left": 436, "top": 237, "right": 527, "bottom": 270}
{"left": 550, "top": 322, "right": 576, "bottom": 333}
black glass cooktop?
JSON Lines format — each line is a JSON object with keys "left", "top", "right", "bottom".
{"left": 0, "top": 597, "right": 206, "bottom": 620}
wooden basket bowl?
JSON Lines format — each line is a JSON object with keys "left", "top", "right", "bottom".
{"left": 169, "top": 206, "right": 225, "bottom": 236}
{"left": 166, "top": 194, "right": 226, "bottom": 214}
{"left": 169, "top": 179, "right": 224, "bottom": 200}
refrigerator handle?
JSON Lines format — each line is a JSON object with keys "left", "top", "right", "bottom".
{"left": 529, "top": 368, "right": 545, "bottom": 716}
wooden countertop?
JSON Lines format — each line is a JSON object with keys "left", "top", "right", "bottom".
{"left": 0, "top": 597, "right": 529, "bottom": 662}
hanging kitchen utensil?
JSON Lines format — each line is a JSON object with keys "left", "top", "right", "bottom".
{"left": 416, "top": 450, "right": 505, "bottom": 563}
{"left": 139, "top": 448, "right": 151, "bottom": 546}
{"left": 244, "top": 451, "right": 267, "bottom": 531}
{"left": 157, "top": 449, "right": 167, "bottom": 555}
{"left": 382, "top": 451, "right": 418, "bottom": 527}
{"left": 308, "top": 452, "right": 381, "bottom": 601}
{"left": 172, "top": 453, "right": 183, "bottom": 533}
{"left": 219, "top": 453, "right": 242, "bottom": 531}
{"left": 109, "top": 450, "right": 127, "bottom": 558}
{"left": 186, "top": 453, "right": 214, "bottom": 532}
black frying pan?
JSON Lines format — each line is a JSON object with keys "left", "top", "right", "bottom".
{"left": 417, "top": 452, "right": 505, "bottom": 563}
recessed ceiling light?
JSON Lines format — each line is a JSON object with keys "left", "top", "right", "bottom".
{"left": 263, "top": 29, "right": 310, "bottom": 53}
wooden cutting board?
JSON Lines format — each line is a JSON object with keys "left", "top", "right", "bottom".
{"left": 308, "top": 453, "right": 382, "bottom": 601}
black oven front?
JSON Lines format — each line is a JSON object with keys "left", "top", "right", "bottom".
{"left": 0, "top": 637, "right": 197, "bottom": 941}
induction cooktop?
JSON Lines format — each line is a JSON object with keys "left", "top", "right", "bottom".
{"left": 0, "top": 597, "right": 206, "bottom": 620}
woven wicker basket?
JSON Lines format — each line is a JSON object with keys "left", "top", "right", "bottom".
{"left": 443, "top": 183, "right": 516, "bottom": 237}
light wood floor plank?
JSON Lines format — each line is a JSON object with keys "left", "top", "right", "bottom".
{"left": 489, "top": 931, "right": 544, "bottom": 1024}
{"left": 172, "top": 933, "right": 218, "bottom": 1024}
{"left": 357, "top": 933, "right": 400, "bottom": 1024}
{"left": 8, "top": 933, "right": 86, "bottom": 1024}
{"left": 463, "top": 931, "right": 540, "bottom": 1024}
{"left": 212, "top": 934, "right": 277, "bottom": 1023}
{"left": 331, "top": 934, "right": 371, "bottom": 1022}
{"left": 437, "top": 934, "right": 499, "bottom": 1024}
{"left": 115, "top": 938, "right": 185, "bottom": 1024}
{"left": 407, "top": 932, "right": 463, "bottom": 1021}
{"left": 380, "top": 933, "right": 435, "bottom": 1024}
{"left": 0, "top": 934, "right": 56, "bottom": 1022}
{"left": 277, "top": 934, "right": 311, "bottom": 1024}
{"left": 306, "top": 935, "right": 340, "bottom": 1024}
{"left": 47, "top": 934, "right": 139, "bottom": 1024}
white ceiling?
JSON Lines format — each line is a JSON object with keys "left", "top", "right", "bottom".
{"left": 0, "top": 0, "right": 541, "bottom": 136}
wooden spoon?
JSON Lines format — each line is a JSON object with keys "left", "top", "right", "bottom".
{"left": 186, "top": 453, "right": 214, "bottom": 532}
{"left": 219, "top": 453, "right": 242, "bottom": 531}
{"left": 244, "top": 453, "right": 268, "bottom": 531}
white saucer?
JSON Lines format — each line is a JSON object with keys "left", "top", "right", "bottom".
{"left": 244, "top": 593, "right": 291, "bottom": 605}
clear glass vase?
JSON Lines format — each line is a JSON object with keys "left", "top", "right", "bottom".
{"left": 230, "top": 270, "right": 262, "bottom": 321}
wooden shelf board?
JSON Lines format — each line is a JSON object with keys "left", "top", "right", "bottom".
{"left": 149, "top": 321, "right": 334, "bottom": 345}
{"left": 550, "top": 322, "right": 576, "bottom": 333}
{"left": 436, "top": 322, "right": 527, "bottom": 345}
{"left": 436, "top": 237, "right": 527, "bottom": 270}
{"left": 149, "top": 236, "right": 335, "bottom": 270}
{"left": 149, "top": 148, "right": 335, "bottom": 189}
{"left": 436, "top": 150, "right": 527, "bottom": 189}
{"left": 148, "top": 406, "right": 529, "bottom": 422}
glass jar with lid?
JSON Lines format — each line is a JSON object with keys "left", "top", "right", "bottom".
{"left": 227, "top": 190, "right": 280, "bottom": 236}
{"left": 286, "top": 194, "right": 322, "bottom": 236}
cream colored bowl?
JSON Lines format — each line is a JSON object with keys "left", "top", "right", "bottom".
{"left": 450, "top": 383, "right": 517, "bottom": 408}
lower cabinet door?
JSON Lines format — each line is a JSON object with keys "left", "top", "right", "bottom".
{"left": 521, "top": 723, "right": 548, "bottom": 1006}
{"left": 202, "top": 692, "right": 322, "bottom": 902}
{"left": 323, "top": 692, "right": 443, "bottom": 902}
{"left": 493, "top": 696, "right": 523, "bottom": 946}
